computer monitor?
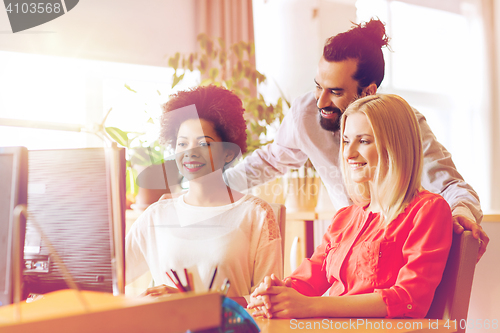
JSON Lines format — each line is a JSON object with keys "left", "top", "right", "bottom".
{"left": 23, "top": 147, "right": 126, "bottom": 296}
{"left": 0, "top": 146, "right": 28, "bottom": 307}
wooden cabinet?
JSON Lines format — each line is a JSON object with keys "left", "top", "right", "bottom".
{"left": 283, "top": 212, "right": 316, "bottom": 277}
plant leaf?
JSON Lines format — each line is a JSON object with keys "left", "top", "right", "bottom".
{"left": 209, "top": 67, "right": 219, "bottom": 81}
{"left": 198, "top": 33, "right": 208, "bottom": 48}
{"left": 207, "top": 40, "right": 214, "bottom": 58}
{"left": 232, "top": 43, "right": 243, "bottom": 60}
{"left": 168, "top": 52, "right": 180, "bottom": 70}
{"left": 199, "top": 55, "right": 208, "bottom": 74}
{"left": 188, "top": 53, "right": 195, "bottom": 72}
{"left": 105, "top": 127, "right": 129, "bottom": 147}
{"left": 124, "top": 84, "right": 137, "bottom": 93}
{"left": 126, "top": 166, "right": 139, "bottom": 196}
{"left": 172, "top": 72, "right": 185, "bottom": 89}
{"left": 219, "top": 50, "right": 227, "bottom": 66}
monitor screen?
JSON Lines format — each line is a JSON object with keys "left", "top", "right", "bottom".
{"left": 0, "top": 146, "right": 28, "bottom": 307}
{"left": 23, "top": 147, "right": 126, "bottom": 295}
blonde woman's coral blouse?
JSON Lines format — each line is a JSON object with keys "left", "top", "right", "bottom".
{"left": 289, "top": 190, "right": 453, "bottom": 318}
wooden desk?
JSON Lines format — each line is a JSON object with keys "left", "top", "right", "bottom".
{"left": 483, "top": 212, "right": 500, "bottom": 222}
{"left": 253, "top": 316, "right": 457, "bottom": 333}
{"left": 0, "top": 290, "right": 221, "bottom": 333}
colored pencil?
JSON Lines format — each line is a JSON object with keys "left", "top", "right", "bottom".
{"left": 165, "top": 271, "right": 184, "bottom": 292}
{"left": 183, "top": 268, "right": 192, "bottom": 291}
{"left": 188, "top": 272, "right": 194, "bottom": 292}
{"left": 171, "top": 269, "right": 187, "bottom": 292}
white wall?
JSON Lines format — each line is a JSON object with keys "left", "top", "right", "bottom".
{"left": 0, "top": 0, "right": 197, "bottom": 67}
{"left": 252, "top": 0, "right": 356, "bottom": 104}
{"left": 468, "top": 220, "right": 500, "bottom": 333}
{"left": 491, "top": 1, "right": 500, "bottom": 211}
{"left": 467, "top": 2, "right": 500, "bottom": 330}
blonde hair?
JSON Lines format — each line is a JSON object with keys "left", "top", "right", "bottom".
{"left": 340, "top": 94, "right": 423, "bottom": 226}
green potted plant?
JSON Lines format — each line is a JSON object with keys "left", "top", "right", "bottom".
{"left": 104, "top": 123, "right": 169, "bottom": 209}
{"left": 168, "top": 33, "right": 289, "bottom": 203}
{"left": 104, "top": 92, "right": 183, "bottom": 210}
{"left": 168, "top": 33, "right": 288, "bottom": 157}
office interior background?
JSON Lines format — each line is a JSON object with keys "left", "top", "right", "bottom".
{"left": 0, "top": 0, "right": 498, "bottom": 330}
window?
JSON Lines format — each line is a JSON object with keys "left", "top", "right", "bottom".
{"left": 356, "top": 0, "right": 492, "bottom": 210}
{"left": 0, "top": 51, "right": 88, "bottom": 149}
{"left": 0, "top": 51, "right": 199, "bottom": 151}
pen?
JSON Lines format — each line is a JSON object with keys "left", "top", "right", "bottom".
{"left": 220, "top": 278, "right": 230, "bottom": 296}
{"left": 208, "top": 266, "right": 218, "bottom": 290}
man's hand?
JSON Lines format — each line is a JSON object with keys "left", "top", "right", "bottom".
{"left": 453, "top": 215, "right": 489, "bottom": 262}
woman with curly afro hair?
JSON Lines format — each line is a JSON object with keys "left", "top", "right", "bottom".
{"left": 126, "top": 85, "right": 282, "bottom": 306}
{"left": 160, "top": 84, "right": 247, "bottom": 158}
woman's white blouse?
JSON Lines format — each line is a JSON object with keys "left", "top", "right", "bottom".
{"left": 125, "top": 194, "right": 282, "bottom": 297}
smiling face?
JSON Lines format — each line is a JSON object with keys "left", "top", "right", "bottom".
{"left": 342, "top": 112, "right": 379, "bottom": 184}
{"left": 175, "top": 118, "right": 235, "bottom": 181}
{"left": 314, "top": 57, "right": 362, "bottom": 132}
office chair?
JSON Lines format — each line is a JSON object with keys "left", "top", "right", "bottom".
{"left": 426, "top": 230, "right": 479, "bottom": 333}
{"left": 269, "top": 203, "right": 286, "bottom": 277}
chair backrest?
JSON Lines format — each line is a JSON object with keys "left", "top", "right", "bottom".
{"left": 426, "top": 231, "right": 479, "bottom": 332}
{"left": 269, "top": 203, "right": 286, "bottom": 276}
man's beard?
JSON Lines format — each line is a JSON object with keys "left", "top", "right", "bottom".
{"left": 319, "top": 107, "right": 342, "bottom": 132}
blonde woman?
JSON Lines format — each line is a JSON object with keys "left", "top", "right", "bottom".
{"left": 248, "top": 94, "right": 453, "bottom": 318}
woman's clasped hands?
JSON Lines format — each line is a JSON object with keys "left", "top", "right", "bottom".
{"left": 247, "top": 274, "right": 316, "bottom": 319}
